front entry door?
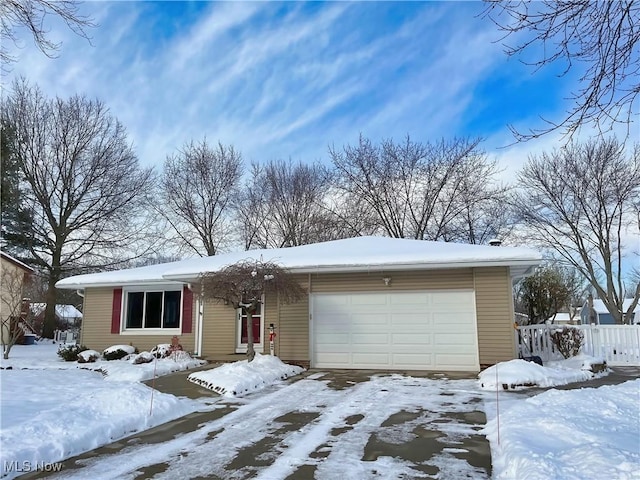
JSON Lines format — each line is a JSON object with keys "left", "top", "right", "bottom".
{"left": 236, "top": 303, "right": 263, "bottom": 353}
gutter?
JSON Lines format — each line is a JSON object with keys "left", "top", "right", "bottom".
{"left": 57, "top": 259, "right": 542, "bottom": 290}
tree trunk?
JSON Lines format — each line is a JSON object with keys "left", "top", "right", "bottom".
{"left": 245, "top": 304, "right": 257, "bottom": 362}
{"left": 42, "top": 272, "right": 59, "bottom": 339}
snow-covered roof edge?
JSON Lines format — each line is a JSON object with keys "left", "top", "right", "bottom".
{"left": 0, "top": 251, "right": 34, "bottom": 272}
{"left": 56, "top": 237, "right": 542, "bottom": 289}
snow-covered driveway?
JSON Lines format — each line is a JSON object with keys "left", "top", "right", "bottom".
{"left": 42, "top": 372, "right": 491, "bottom": 480}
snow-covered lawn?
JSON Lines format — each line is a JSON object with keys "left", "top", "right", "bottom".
{"left": 0, "top": 342, "right": 207, "bottom": 479}
{"left": 479, "top": 358, "right": 639, "bottom": 480}
{"left": 1, "top": 343, "right": 639, "bottom": 480}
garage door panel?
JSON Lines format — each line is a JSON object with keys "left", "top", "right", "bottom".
{"left": 312, "top": 291, "right": 478, "bottom": 371}
{"left": 435, "top": 353, "right": 478, "bottom": 367}
{"left": 434, "top": 333, "right": 476, "bottom": 347}
{"left": 389, "top": 293, "right": 429, "bottom": 306}
{"left": 392, "top": 353, "right": 434, "bottom": 367}
{"left": 432, "top": 312, "right": 475, "bottom": 325}
{"left": 315, "top": 353, "right": 351, "bottom": 365}
{"left": 390, "top": 313, "right": 431, "bottom": 327}
{"left": 351, "top": 313, "right": 388, "bottom": 325}
{"left": 352, "top": 333, "right": 389, "bottom": 345}
{"left": 391, "top": 333, "right": 431, "bottom": 345}
{"left": 352, "top": 352, "right": 389, "bottom": 365}
{"left": 350, "top": 294, "right": 388, "bottom": 306}
{"left": 315, "top": 333, "right": 349, "bottom": 344}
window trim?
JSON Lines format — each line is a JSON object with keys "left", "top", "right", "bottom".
{"left": 120, "top": 285, "right": 183, "bottom": 335}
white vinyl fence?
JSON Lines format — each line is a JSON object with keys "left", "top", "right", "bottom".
{"left": 516, "top": 324, "right": 640, "bottom": 366}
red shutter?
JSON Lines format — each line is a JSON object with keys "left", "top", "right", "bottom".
{"left": 182, "top": 286, "right": 193, "bottom": 334}
{"left": 111, "top": 288, "right": 123, "bottom": 334}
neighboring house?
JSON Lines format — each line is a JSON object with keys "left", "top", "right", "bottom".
{"left": 56, "top": 236, "right": 541, "bottom": 372}
{"left": 547, "top": 312, "right": 577, "bottom": 325}
{"left": 580, "top": 299, "right": 640, "bottom": 325}
{"left": 1, "top": 251, "right": 34, "bottom": 344}
{"left": 30, "top": 303, "right": 83, "bottom": 331}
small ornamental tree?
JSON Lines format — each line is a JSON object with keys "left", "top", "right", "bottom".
{"left": 199, "top": 260, "right": 305, "bottom": 362}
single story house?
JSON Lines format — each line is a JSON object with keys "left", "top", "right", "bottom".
{"left": 580, "top": 299, "right": 640, "bottom": 325}
{"left": 56, "top": 236, "right": 541, "bottom": 371}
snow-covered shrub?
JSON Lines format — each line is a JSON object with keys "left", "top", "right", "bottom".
{"left": 57, "top": 344, "right": 88, "bottom": 362}
{"left": 150, "top": 344, "right": 172, "bottom": 359}
{"left": 77, "top": 349, "right": 101, "bottom": 363}
{"left": 131, "top": 351, "right": 155, "bottom": 364}
{"left": 550, "top": 327, "right": 584, "bottom": 358}
{"left": 103, "top": 344, "right": 137, "bottom": 361}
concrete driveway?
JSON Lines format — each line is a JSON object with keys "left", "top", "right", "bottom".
{"left": 24, "top": 369, "right": 492, "bottom": 479}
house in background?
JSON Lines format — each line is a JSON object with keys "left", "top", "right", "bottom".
{"left": 56, "top": 236, "right": 541, "bottom": 372}
{"left": 580, "top": 299, "right": 640, "bottom": 325}
{"left": 30, "top": 303, "right": 83, "bottom": 332}
{"left": 1, "top": 251, "right": 35, "bottom": 345}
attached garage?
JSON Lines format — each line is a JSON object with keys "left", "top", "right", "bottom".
{"left": 311, "top": 291, "right": 479, "bottom": 371}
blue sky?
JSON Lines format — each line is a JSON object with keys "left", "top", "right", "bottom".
{"left": 3, "top": 1, "right": 585, "bottom": 176}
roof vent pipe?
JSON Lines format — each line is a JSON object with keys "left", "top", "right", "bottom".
{"left": 488, "top": 239, "right": 502, "bottom": 247}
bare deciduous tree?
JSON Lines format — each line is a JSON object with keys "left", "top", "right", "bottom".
{"left": 514, "top": 138, "right": 640, "bottom": 324}
{"left": 330, "top": 135, "right": 510, "bottom": 243}
{"left": 1, "top": 0, "right": 94, "bottom": 67}
{"left": 2, "top": 79, "right": 155, "bottom": 338}
{"left": 237, "top": 160, "right": 340, "bottom": 249}
{"left": 199, "top": 260, "right": 305, "bottom": 361}
{"left": 160, "top": 139, "right": 242, "bottom": 256}
{"left": 483, "top": 1, "right": 640, "bottom": 140}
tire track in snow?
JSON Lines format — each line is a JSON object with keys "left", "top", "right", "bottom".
{"left": 44, "top": 378, "right": 338, "bottom": 480}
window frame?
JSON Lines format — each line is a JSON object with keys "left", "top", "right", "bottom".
{"left": 120, "top": 285, "right": 183, "bottom": 335}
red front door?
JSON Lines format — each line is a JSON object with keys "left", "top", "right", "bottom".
{"left": 241, "top": 313, "right": 261, "bottom": 344}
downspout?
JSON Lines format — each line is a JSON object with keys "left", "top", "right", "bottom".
{"left": 76, "top": 289, "right": 85, "bottom": 346}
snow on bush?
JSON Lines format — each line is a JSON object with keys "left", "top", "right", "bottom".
{"left": 103, "top": 344, "right": 137, "bottom": 361}
{"left": 57, "top": 344, "right": 88, "bottom": 362}
{"left": 550, "top": 326, "right": 584, "bottom": 358}
{"left": 77, "top": 349, "right": 101, "bottom": 363}
{"left": 131, "top": 351, "right": 155, "bottom": 364}
{"left": 151, "top": 344, "right": 172, "bottom": 358}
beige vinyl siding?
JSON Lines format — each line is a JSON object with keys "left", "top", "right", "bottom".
{"left": 201, "top": 299, "right": 236, "bottom": 355}
{"left": 80, "top": 287, "right": 196, "bottom": 353}
{"left": 275, "top": 275, "right": 310, "bottom": 363}
{"left": 309, "top": 269, "right": 474, "bottom": 292}
{"left": 473, "top": 267, "right": 516, "bottom": 365}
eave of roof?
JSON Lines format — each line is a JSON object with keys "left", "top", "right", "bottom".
{"left": 56, "top": 237, "right": 542, "bottom": 289}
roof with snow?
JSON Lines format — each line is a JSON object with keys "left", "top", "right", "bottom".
{"left": 56, "top": 236, "right": 542, "bottom": 289}
{"left": 592, "top": 299, "right": 640, "bottom": 314}
{"left": 31, "top": 303, "right": 83, "bottom": 319}
{"left": 0, "top": 251, "right": 34, "bottom": 272}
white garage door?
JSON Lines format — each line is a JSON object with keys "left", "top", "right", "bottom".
{"left": 311, "top": 291, "right": 479, "bottom": 371}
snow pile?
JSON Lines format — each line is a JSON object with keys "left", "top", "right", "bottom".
{"left": 484, "top": 379, "right": 640, "bottom": 480}
{"left": 478, "top": 357, "right": 608, "bottom": 390}
{"left": 188, "top": 353, "right": 304, "bottom": 397}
